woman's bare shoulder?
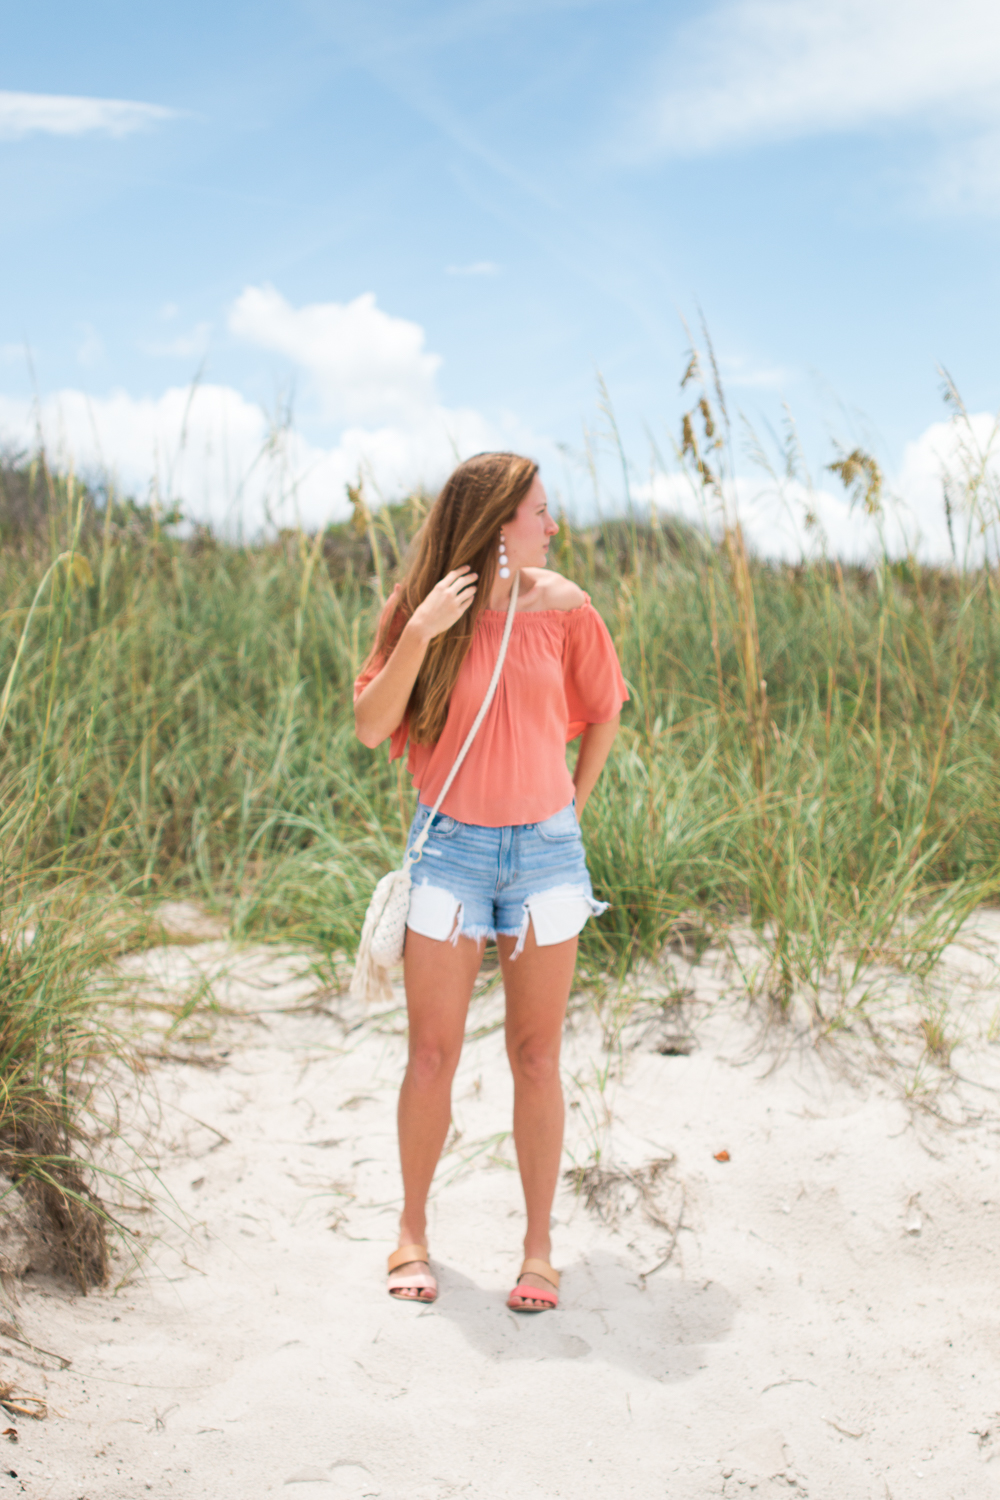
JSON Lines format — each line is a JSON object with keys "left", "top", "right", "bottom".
{"left": 520, "top": 568, "right": 588, "bottom": 612}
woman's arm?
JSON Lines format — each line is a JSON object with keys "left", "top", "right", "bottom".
{"left": 572, "top": 715, "right": 619, "bottom": 818}
{"left": 354, "top": 567, "right": 478, "bottom": 748}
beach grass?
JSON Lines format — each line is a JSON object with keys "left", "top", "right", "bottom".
{"left": 2, "top": 376, "right": 999, "bottom": 1278}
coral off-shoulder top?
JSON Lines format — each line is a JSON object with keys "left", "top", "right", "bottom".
{"left": 353, "top": 584, "right": 629, "bottom": 827}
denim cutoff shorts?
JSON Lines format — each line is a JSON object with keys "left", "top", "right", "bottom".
{"left": 404, "top": 799, "right": 608, "bottom": 955}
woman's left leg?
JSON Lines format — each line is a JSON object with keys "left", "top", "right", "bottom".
{"left": 497, "top": 923, "right": 578, "bottom": 1310}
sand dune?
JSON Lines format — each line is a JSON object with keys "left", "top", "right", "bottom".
{"left": 2, "top": 913, "right": 999, "bottom": 1499}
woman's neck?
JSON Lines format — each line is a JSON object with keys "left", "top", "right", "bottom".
{"left": 487, "top": 567, "right": 521, "bottom": 611}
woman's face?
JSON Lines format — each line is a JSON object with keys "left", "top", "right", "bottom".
{"left": 502, "top": 475, "right": 559, "bottom": 569}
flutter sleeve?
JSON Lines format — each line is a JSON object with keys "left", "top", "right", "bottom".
{"left": 352, "top": 585, "right": 410, "bottom": 760}
{"left": 562, "top": 598, "right": 629, "bottom": 741}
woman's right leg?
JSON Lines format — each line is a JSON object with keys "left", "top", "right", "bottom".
{"left": 394, "top": 927, "right": 484, "bottom": 1294}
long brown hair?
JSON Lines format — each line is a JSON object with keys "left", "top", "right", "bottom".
{"left": 372, "top": 451, "right": 539, "bottom": 745}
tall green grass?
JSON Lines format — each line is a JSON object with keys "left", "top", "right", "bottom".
{"left": 2, "top": 374, "right": 999, "bottom": 1279}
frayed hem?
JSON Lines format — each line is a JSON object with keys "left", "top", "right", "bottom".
{"left": 406, "top": 879, "right": 608, "bottom": 953}
{"left": 454, "top": 923, "right": 496, "bottom": 946}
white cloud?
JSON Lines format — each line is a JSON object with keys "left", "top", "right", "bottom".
{"left": 3, "top": 279, "right": 995, "bottom": 558}
{"left": 0, "top": 385, "right": 265, "bottom": 527}
{"left": 229, "top": 285, "right": 441, "bottom": 425}
{"left": 645, "top": 0, "right": 1000, "bottom": 157}
{"left": 0, "top": 383, "right": 526, "bottom": 535}
{"left": 0, "top": 91, "right": 176, "bottom": 141}
{"left": 642, "top": 407, "right": 1000, "bottom": 564}
{"left": 0, "top": 286, "right": 552, "bottom": 533}
{"left": 894, "top": 409, "right": 1000, "bottom": 561}
{"left": 640, "top": 469, "right": 874, "bottom": 561}
{"left": 446, "top": 261, "right": 500, "bottom": 276}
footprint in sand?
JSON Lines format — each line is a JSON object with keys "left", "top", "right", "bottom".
{"left": 284, "top": 1460, "right": 375, "bottom": 1495}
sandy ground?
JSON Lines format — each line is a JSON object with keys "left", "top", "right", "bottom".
{"left": 2, "top": 908, "right": 1000, "bottom": 1500}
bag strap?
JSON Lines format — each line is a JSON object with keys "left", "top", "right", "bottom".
{"left": 406, "top": 570, "right": 520, "bottom": 867}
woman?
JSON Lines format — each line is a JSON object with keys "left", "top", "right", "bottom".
{"left": 353, "top": 452, "right": 627, "bottom": 1312}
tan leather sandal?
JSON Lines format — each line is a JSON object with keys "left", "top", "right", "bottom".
{"left": 506, "top": 1257, "right": 559, "bottom": 1312}
{"left": 387, "top": 1243, "right": 437, "bottom": 1303}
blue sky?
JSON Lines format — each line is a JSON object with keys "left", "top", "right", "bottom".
{"left": 2, "top": 0, "right": 999, "bottom": 554}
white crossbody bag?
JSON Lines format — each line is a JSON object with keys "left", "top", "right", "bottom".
{"left": 349, "top": 572, "right": 520, "bottom": 1006}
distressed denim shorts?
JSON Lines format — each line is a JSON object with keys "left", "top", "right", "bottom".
{"left": 404, "top": 799, "right": 608, "bottom": 955}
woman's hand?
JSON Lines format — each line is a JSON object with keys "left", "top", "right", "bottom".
{"left": 408, "top": 567, "right": 478, "bottom": 643}
{"left": 354, "top": 568, "right": 479, "bottom": 748}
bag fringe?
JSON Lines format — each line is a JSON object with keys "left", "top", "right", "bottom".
{"left": 349, "top": 866, "right": 410, "bottom": 1007}
{"left": 348, "top": 938, "right": 394, "bottom": 1006}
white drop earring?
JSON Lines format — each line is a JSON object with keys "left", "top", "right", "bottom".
{"left": 498, "top": 528, "right": 510, "bottom": 579}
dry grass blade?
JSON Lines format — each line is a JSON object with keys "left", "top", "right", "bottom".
{"left": 563, "top": 1156, "right": 678, "bottom": 1229}
{"left": 564, "top": 1156, "right": 687, "bottom": 1279}
{"left": 0, "top": 1090, "right": 111, "bottom": 1291}
{"left": 0, "top": 1387, "right": 47, "bottom": 1420}
{"left": 0, "top": 1322, "right": 70, "bottom": 1370}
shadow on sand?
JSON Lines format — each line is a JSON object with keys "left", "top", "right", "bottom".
{"left": 426, "top": 1250, "right": 736, "bottom": 1382}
